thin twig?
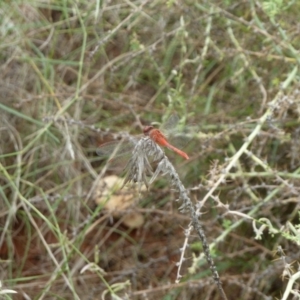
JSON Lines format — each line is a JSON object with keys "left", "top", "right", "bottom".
{"left": 123, "top": 137, "right": 228, "bottom": 300}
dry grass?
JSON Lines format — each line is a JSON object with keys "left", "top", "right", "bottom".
{"left": 1, "top": 0, "right": 300, "bottom": 299}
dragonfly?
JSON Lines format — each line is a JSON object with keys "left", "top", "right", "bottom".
{"left": 143, "top": 126, "right": 189, "bottom": 159}
{"left": 97, "top": 115, "right": 190, "bottom": 169}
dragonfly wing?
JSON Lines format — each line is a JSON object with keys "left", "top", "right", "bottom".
{"left": 161, "top": 114, "right": 180, "bottom": 133}
{"left": 97, "top": 138, "right": 138, "bottom": 171}
{"left": 160, "top": 114, "right": 194, "bottom": 149}
{"left": 97, "top": 139, "right": 136, "bottom": 157}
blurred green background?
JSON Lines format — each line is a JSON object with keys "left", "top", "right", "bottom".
{"left": 1, "top": 0, "right": 300, "bottom": 299}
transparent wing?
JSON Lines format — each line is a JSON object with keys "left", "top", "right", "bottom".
{"left": 96, "top": 139, "right": 136, "bottom": 157}
{"left": 161, "top": 114, "right": 181, "bottom": 133}
{"left": 161, "top": 114, "right": 195, "bottom": 149}
{"left": 97, "top": 139, "right": 138, "bottom": 170}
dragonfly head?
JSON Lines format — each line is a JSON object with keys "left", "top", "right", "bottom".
{"left": 143, "top": 126, "right": 154, "bottom": 136}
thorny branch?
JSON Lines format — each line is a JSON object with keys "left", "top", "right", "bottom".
{"left": 123, "top": 137, "right": 228, "bottom": 300}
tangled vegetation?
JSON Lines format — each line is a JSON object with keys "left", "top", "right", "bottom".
{"left": 1, "top": 0, "right": 300, "bottom": 299}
